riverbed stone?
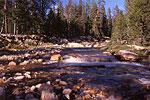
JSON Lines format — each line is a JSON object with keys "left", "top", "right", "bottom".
{"left": 15, "top": 73, "right": 22, "bottom": 76}
{"left": 59, "top": 81, "right": 67, "bottom": 86}
{"left": 117, "top": 50, "right": 139, "bottom": 61}
{"left": 24, "top": 72, "right": 31, "bottom": 79}
{"left": 39, "top": 84, "right": 53, "bottom": 93}
{"left": 41, "top": 91, "right": 57, "bottom": 100}
{"left": 50, "top": 54, "right": 63, "bottom": 61}
{"left": 14, "top": 76, "right": 24, "bottom": 80}
{"left": 38, "top": 59, "right": 43, "bottom": 63}
{"left": 8, "top": 61, "right": 16, "bottom": 66}
{"left": 20, "top": 60, "right": 30, "bottom": 65}
{"left": 63, "top": 88, "right": 72, "bottom": 100}
{"left": 67, "top": 42, "right": 84, "bottom": 48}
{"left": 30, "top": 86, "right": 36, "bottom": 91}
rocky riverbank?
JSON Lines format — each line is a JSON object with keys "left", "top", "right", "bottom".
{"left": 0, "top": 35, "right": 150, "bottom": 100}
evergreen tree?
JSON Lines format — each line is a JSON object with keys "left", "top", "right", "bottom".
{"left": 85, "top": 0, "right": 91, "bottom": 35}
{"left": 58, "top": 1, "right": 65, "bottom": 20}
{"left": 107, "top": 7, "right": 112, "bottom": 37}
{"left": 90, "top": 0, "right": 99, "bottom": 37}
{"left": 112, "top": 5, "right": 120, "bottom": 26}
{"left": 78, "top": 0, "right": 82, "bottom": 17}
{"left": 0, "top": 1, "right": 4, "bottom": 34}
{"left": 112, "top": 11, "right": 128, "bottom": 43}
{"left": 98, "top": 4, "right": 107, "bottom": 37}
{"left": 126, "top": 0, "right": 150, "bottom": 45}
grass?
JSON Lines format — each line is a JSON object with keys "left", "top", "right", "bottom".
{"left": 107, "top": 44, "right": 131, "bottom": 52}
{"left": 107, "top": 41, "right": 150, "bottom": 55}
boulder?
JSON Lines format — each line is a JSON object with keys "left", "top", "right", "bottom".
{"left": 8, "top": 61, "right": 16, "bottom": 66}
{"left": 63, "top": 88, "right": 72, "bottom": 100}
{"left": 50, "top": 54, "right": 63, "bottom": 61}
{"left": 66, "top": 43, "right": 84, "bottom": 48}
{"left": 14, "top": 76, "right": 24, "bottom": 80}
{"left": 117, "top": 50, "right": 139, "bottom": 62}
{"left": 24, "top": 72, "right": 31, "bottom": 79}
{"left": 41, "top": 91, "right": 57, "bottom": 100}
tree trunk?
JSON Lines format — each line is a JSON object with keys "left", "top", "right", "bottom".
{"left": 4, "top": 0, "right": 8, "bottom": 34}
{"left": 14, "top": 22, "right": 16, "bottom": 35}
{"left": 0, "top": 18, "right": 4, "bottom": 34}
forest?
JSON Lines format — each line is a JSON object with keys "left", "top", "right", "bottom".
{"left": 0, "top": 0, "right": 149, "bottom": 45}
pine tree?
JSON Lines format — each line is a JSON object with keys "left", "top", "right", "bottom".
{"left": 112, "top": 11, "right": 127, "bottom": 43}
{"left": 4, "top": 0, "right": 8, "bottom": 34}
{"left": 85, "top": 0, "right": 91, "bottom": 35}
{"left": 99, "top": 4, "right": 107, "bottom": 37}
{"left": 0, "top": 0, "right": 4, "bottom": 34}
{"left": 58, "top": 1, "right": 65, "bottom": 20}
{"left": 112, "top": 5, "right": 120, "bottom": 26}
{"left": 107, "top": 7, "right": 112, "bottom": 37}
{"left": 90, "top": 0, "right": 97, "bottom": 21}
{"left": 90, "top": 0, "right": 99, "bottom": 37}
{"left": 126, "top": 0, "right": 150, "bottom": 45}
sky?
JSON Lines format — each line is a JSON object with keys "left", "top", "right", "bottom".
{"left": 60, "top": 0, "right": 125, "bottom": 11}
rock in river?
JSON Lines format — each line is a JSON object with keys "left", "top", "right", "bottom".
{"left": 14, "top": 76, "right": 24, "bottom": 80}
{"left": 8, "top": 61, "right": 16, "bottom": 66}
{"left": 66, "top": 42, "right": 84, "bottom": 48}
{"left": 41, "top": 91, "right": 57, "bottom": 100}
{"left": 117, "top": 50, "right": 139, "bottom": 62}
{"left": 20, "top": 60, "right": 30, "bottom": 65}
{"left": 50, "top": 54, "right": 63, "bottom": 61}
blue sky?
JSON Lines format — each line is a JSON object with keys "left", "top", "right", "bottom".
{"left": 60, "top": 0, "right": 125, "bottom": 11}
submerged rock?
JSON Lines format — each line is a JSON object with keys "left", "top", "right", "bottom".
{"left": 0, "top": 87, "right": 5, "bottom": 100}
{"left": 25, "top": 94, "right": 34, "bottom": 100}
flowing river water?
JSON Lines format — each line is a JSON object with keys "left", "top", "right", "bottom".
{"left": 2, "top": 47, "right": 150, "bottom": 100}
{"left": 41, "top": 47, "right": 150, "bottom": 99}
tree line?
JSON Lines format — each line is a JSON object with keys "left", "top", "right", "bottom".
{"left": 0, "top": 0, "right": 150, "bottom": 45}
{"left": 0, "top": 0, "right": 114, "bottom": 39}
{"left": 112, "top": 0, "right": 150, "bottom": 45}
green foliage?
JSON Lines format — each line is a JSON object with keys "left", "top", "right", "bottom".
{"left": 107, "top": 8, "right": 112, "bottom": 37}
{"left": 0, "top": 0, "right": 112, "bottom": 40}
{"left": 127, "top": 0, "right": 150, "bottom": 45}
{"left": 112, "top": 11, "right": 128, "bottom": 43}
{"left": 111, "top": 0, "right": 150, "bottom": 46}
